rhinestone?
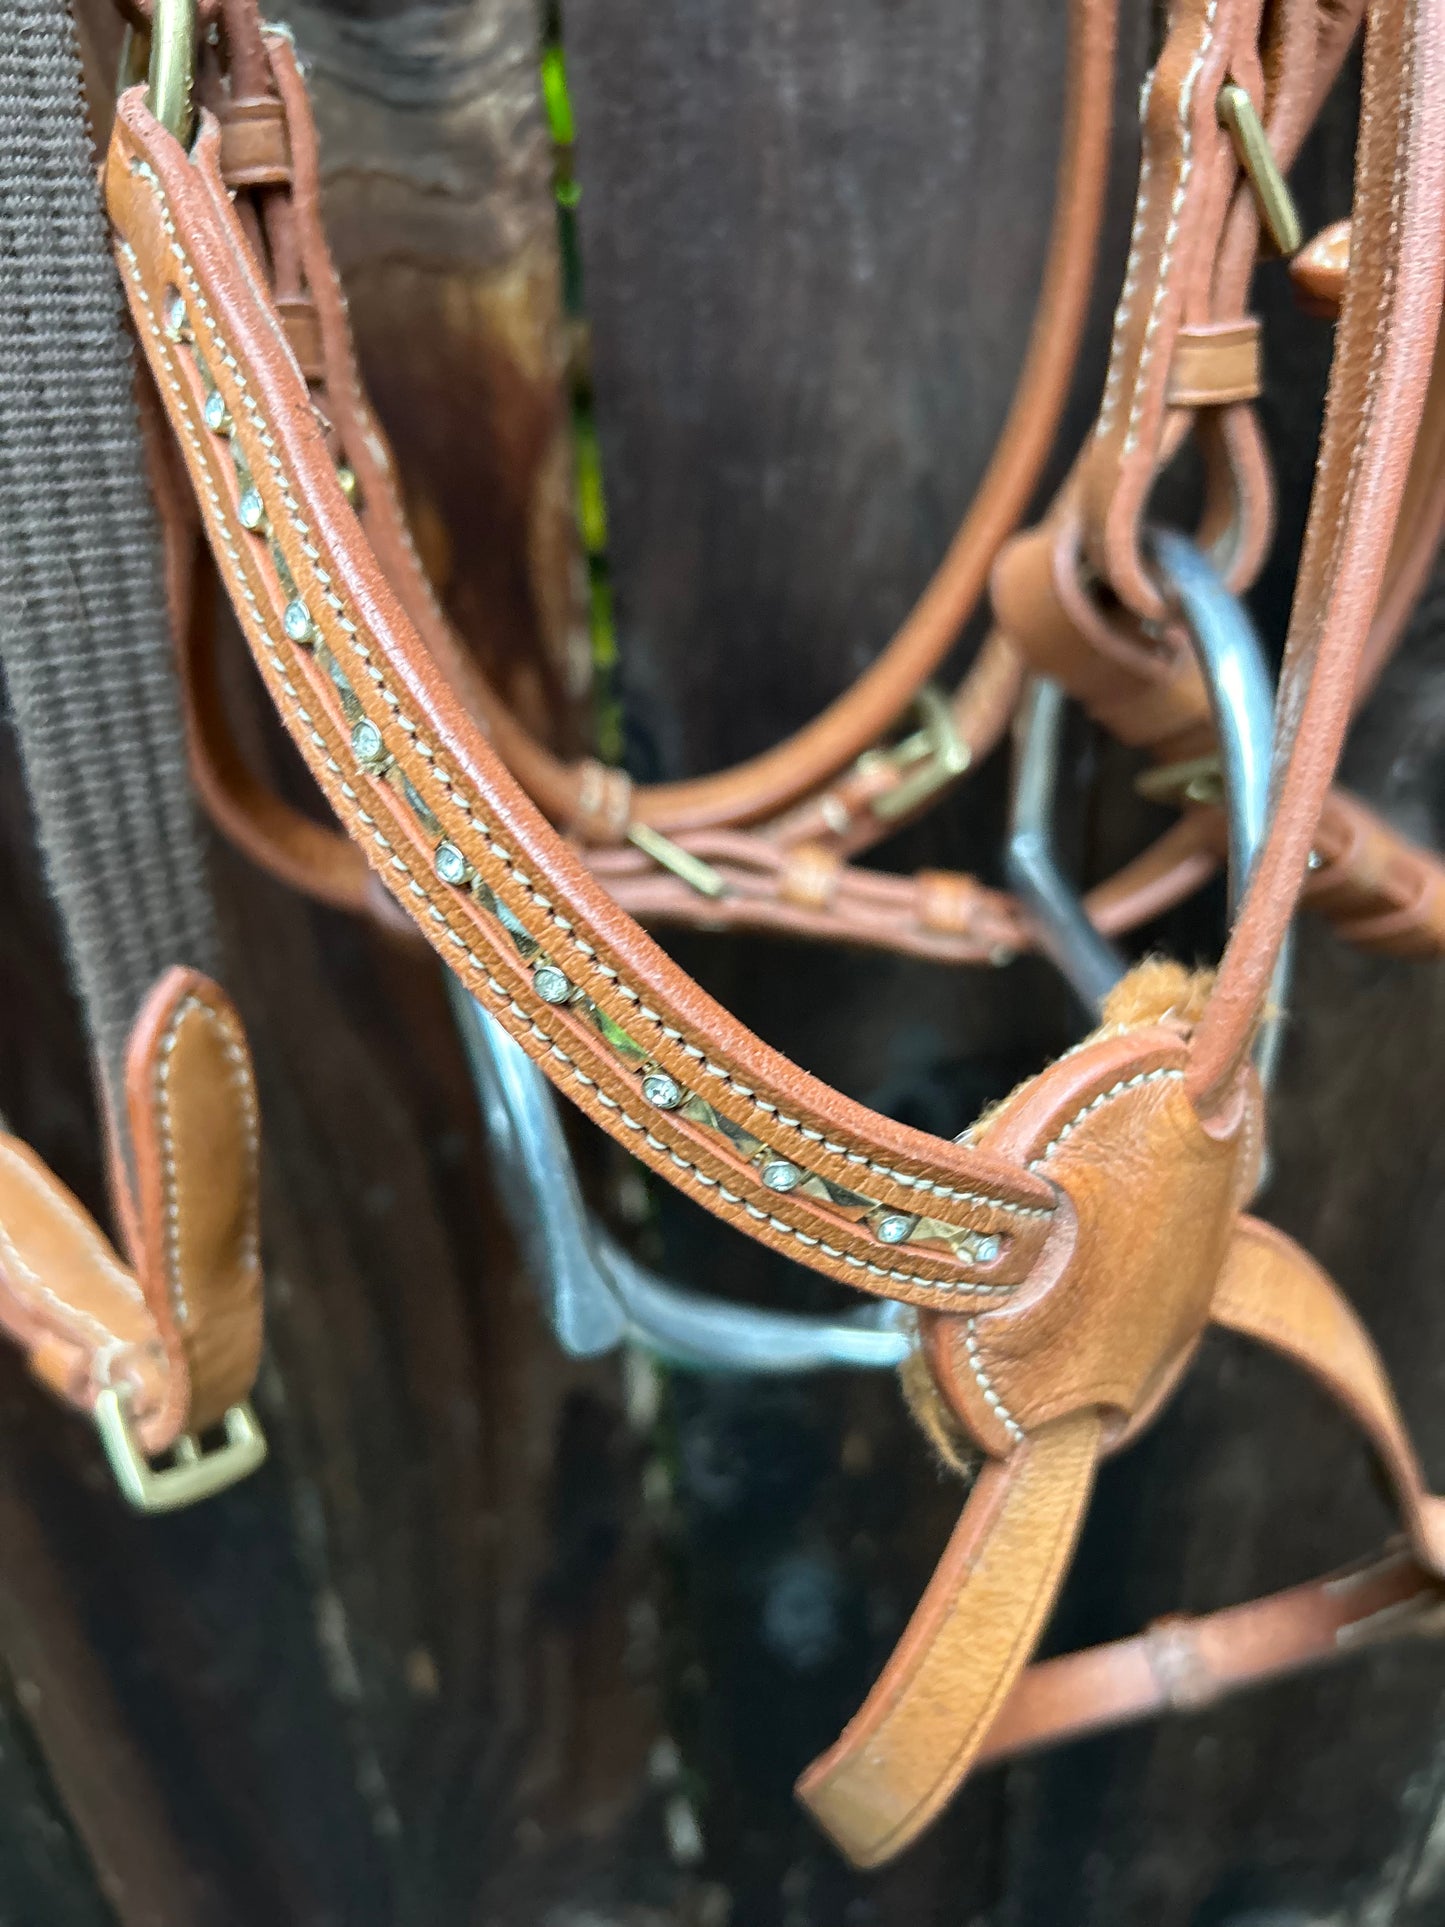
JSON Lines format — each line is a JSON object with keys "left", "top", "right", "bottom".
{"left": 351, "top": 719, "right": 385, "bottom": 765}
{"left": 434, "top": 841, "right": 470, "bottom": 886}
{"left": 238, "top": 486, "right": 265, "bottom": 530}
{"left": 760, "top": 1158, "right": 801, "bottom": 1194}
{"left": 972, "top": 1234, "right": 1002, "bottom": 1265}
{"left": 283, "top": 599, "right": 313, "bottom": 643}
{"left": 641, "top": 1070, "right": 682, "bottom": 1110}
{"left": 875, "top": 1212, "right": 917, "bottom": 1246}
{"left": 534, "top": 964, "right": 572, "bottom": 1005}
{"left": 165, "top": 293, "right": 188, "bottom": 338}
{"left": 202, "top": 388, "right": 230, "bottom": 432}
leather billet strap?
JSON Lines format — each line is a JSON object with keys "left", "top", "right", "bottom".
{"left": 0, "top": 970, "right": 263, "bottom": 1455}
{"left": 105, "top": 0, "right": 1444, "bottom": 1866}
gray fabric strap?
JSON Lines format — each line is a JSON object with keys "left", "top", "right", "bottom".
{"left": 0, "top": 0, "right": 218, "bottom": 1121}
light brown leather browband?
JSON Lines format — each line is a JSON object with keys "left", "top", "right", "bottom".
{"left": 77, "top": 0, "right": 1445, "bottom": 1868}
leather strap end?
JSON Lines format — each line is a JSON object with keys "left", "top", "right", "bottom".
{"left": 1165, "top": 320, "right": 1263, "bottom": 409}
{"left": 796, "top": 1410, "right": 1102, "bottom": 1866}
{"left": 123, "top": 969, "right": 264, "bottom": 1436}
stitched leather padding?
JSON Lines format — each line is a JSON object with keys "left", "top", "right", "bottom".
{"left": 123, "top": 967, "right": 263, "bottom": 1435}
{"left": 925, "top": 1025, "right": 1258, "bottom": 1454}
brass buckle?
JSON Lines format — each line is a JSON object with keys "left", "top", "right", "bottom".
{"left": 94, "top": 1389, "right": 267, "bottom": 1513}
{"left": 118, "top": 0, "right": 196, "bottom": 145}
{"left": 1217, "top": 83, "right": 1302, "bottom": 257}
{"left": 869, "top": 686, "right": 971, "bottom": 823}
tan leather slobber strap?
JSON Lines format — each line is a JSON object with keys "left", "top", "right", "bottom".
{"left": 976, "top": 1215, "right": 1445, "bottom": 1765}
{"left": 797, "top": 1409, "right": 1102, "bottom": 1866}
{"left": 121, "top": 968, "right": 263, "bottom": 1436}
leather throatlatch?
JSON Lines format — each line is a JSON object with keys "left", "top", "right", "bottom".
{"left": 0, "top": 970, "right": 266, "bottom": 1506}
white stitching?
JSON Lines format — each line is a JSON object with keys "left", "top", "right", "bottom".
{"left": 1028, "top": 1067, "right": 1185, "bottom": 1170}
{"left": 1097, "top": 0, "right": 1220, "bottom": 452}
{"left": 123, "top": 219, "right": 1013, "bottom": 1308}
{"left": 124, "top": 162, "right": 1052, "bottom": 1243}
{"left": 154, "top": 991, "right": 261, "bottom": 1329}
{"left": 963, "top": 1317, "right": 1022, "bottom": 1443}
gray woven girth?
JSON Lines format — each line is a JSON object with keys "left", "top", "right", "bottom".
{"left": 0, "top": 0, "right": 218, "bottom": 1125}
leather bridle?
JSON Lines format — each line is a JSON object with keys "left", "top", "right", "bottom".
{"left": 0, "top": 0, "right": 1443, "bottom": 1873}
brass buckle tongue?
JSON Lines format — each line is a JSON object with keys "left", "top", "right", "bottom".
{"left": 870, "top": 685, "right": 971, "bottom": 823}
{"left": 117, "top": 0, "right": 196, "bottom": 145}
{"left": 94, "top": 1389, "right": 267, "bottom": 1513}
{"left": 1217, "top": 83, "right": 1302, "bottom": 257}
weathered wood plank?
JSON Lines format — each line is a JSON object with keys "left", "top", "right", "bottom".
{"left": 2, "top": 1, "right": 1442, "bottom": 1921}
{"left": 562, "top": 4, "right": 1445, "bottom": 1921}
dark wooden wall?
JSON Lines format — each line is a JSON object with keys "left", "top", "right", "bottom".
{"left": 0, "top": 0, "right": 1442, "bottom": 1921}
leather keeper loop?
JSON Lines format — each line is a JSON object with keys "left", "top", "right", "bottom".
{"left": 277, "top": 297, "right": 325, "bottom": 384}
{"left": 917, "top": 869, "right": 987, "bottom": 936}
{"left": 991, "top": 515, "right": 1213, "bottom": 751}
{"left": 1165, "top": 320, "right": 1262, "bottom": 408}
{"left": 219, "top": 96, "right": 293, "bottom": 189}
{"left": 1141, "top": 1614, "right": 1222, "bottom": 1711}
{"left": 569, "top": 760, "right": 634, "bottom": 844}
{"left": 780, "top": 842, "right": 842, "bottom": 911}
